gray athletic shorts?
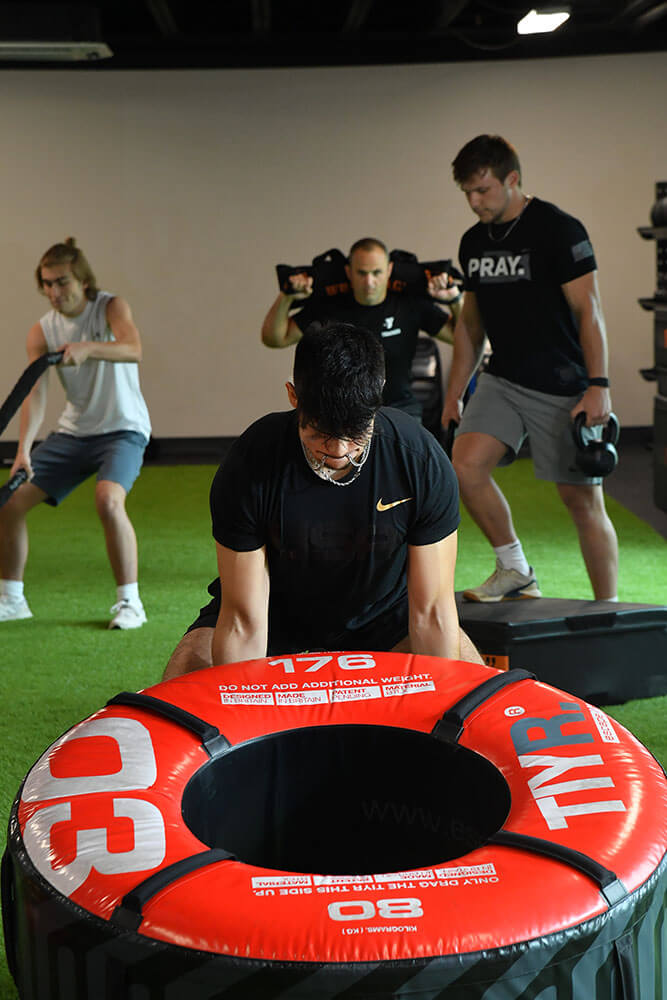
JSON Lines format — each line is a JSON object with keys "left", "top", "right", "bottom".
{"left": 457, "top": 373, "right": 602, "bottom": 485}
{"left": 31, "top": 430, "right": 148, "bottom": 506}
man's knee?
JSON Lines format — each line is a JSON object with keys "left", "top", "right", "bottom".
{"left": 452, "top": 433, "right": 505, "bottom": 483}
{"left": 0, "top": 482, "right": 46, "bottom": 523}
{"left": 557, "top": 483, "right": 605, "bottom": 523}
{"left": 163, "top": 627, "right": 214, "bottom": 681}
{"left": 95, "top": 481, "right": 127, "bottom": 521}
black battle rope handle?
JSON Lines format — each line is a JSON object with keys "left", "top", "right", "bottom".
{"left": 110, "top": 848, "right": 237, "bottom": 931}
{"left": 489, "top": 829, "right": 628, "bottom": 908}
{"left": 431, "top": 669, "right": 536, "bottom": 743}
{"left": 0, "top": 469, "right": 28, "bottom": 510}
{"left": 107, "top": 691, "right": 231, "bottom": 758}
{"left": 0, "top": 351, "right": 64, "bottom": 436}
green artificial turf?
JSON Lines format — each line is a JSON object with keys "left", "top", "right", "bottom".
{"left": 0, "top": 459, "right": 665, "bottom": 998}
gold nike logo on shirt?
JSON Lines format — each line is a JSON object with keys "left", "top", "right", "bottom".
{"left": 376, "top": 497, "right": 415, "bottom": 512}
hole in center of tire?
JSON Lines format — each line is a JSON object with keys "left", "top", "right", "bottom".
{"left": 182, "top": 725, "right": 511, "bottom": 874}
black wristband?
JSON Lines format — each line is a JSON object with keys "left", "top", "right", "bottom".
{"left": 587, "top": 377, "right": 609, "bottom": 388}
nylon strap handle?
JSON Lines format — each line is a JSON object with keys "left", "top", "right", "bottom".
{"left": 110, "top": 848, "right": 236, "bottom": 931}
{"left": 431, "top": 669, "right": 536, "bottom": 743}
{"left": 107, "top": 691, "right": 230, "bottom": 757}
{"left": 490, "top": 829, "right": 627, "bottom": 908}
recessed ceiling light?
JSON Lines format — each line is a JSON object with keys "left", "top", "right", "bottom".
{"left": 517, "top": 8, "right": 571, "bottom": 34}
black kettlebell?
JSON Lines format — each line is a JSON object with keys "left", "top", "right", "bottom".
{"left": 571, "top": 412, "right": 620, "bottom": 477}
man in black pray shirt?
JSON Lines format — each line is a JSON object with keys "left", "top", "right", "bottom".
{"left": 261, "top": 237, "right": 462, "bottom": 419}
{"left": 165, "top": 323, "right": 481, "bottom": 678}
{"left": 442, "top": 134, "right": 618, "bottom": 604}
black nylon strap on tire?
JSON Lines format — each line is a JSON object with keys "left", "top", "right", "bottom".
{"left": 489, "top": 829, "right": 628, "bottom": 907}
{"left": 106, "top": 691, "right": 230, "bottom": 757}
{"left": 0, "top": 351, "right": 64, "bottom": 436}
{"left": 110, "top": 849, "right": 236, "bottom": 931}
{"left": 432, "top": 669, "right": 535, "bottom": 743}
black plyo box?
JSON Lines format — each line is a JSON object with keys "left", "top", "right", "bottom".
{"left": 457, "top": 595, "right": 667, "bottom": 705}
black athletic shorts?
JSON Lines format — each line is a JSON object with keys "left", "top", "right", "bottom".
{"left": 187, "top": 578, "right": 409, "bottom": 654}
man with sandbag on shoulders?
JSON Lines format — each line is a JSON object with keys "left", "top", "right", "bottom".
{"left": 261, "top": 237, "right": 462, "bottom": 420}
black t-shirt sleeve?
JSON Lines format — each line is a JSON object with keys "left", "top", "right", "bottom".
{"left": 548, "top": 212, "right": 597, "bottom": 285}
{"left": 408, "top": 446, "right": 460, "bottom": 545}
{"left": 209, "top": 440, "right": 264, "bottom": 552}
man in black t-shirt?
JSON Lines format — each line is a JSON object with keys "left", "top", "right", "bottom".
{"left": 164, "top": 323, "right": 481, "bottom": 678}
{"left": 261, "top": 237, "right": 461, "bottom": 418}
{"left": 442, "top": 134, "right": 618, "bottom": 604}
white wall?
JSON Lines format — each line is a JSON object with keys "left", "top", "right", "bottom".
{"left": 1, "top": 52, "right": 665, "bottom": 439}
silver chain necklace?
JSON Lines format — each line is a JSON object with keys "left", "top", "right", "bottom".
{"left": 487, "top": 195, "right": 531, "bottom": 243}
{"left": 300, "top": 436, "right": 372, "bottom": 487}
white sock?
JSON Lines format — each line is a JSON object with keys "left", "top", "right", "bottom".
{"left": 117, "top": 583, "right": 140, "bottom": 604}
{"left": 1, "top": 579, "right": 24, "bottom": 600}
{"left": 604, "top": 595, "right": 619, "bottom": 602}
{"left": 494, "top": 541, "right": 530, "bottom": 576}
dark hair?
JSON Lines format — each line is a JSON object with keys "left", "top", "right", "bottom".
{"left": 293, "top": 322, "right": 385, "bottom": 440}
{"left": 452, "top": 135, "right": 522, "bottom": 186}
{"left": 348, "top": 237, "right": 388, "bottom": 261}
{"left": 36, "top": 237, "right": 98, "bottom": 300}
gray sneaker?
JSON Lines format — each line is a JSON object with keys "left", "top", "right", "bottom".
{"left": 0, "top": 594, "right": 33, "bottom": 621}
{"left": 463, "top": 562, "right": 542, "bottom": 602}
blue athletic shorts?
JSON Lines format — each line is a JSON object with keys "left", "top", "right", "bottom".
{"left": 30, "top": 430, "right": 148, "bottom": 506}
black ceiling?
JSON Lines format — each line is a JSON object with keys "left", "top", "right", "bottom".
{"left": 1, "top": 0, "right": 667, "bottom": 69}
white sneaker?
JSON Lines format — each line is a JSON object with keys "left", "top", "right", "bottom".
{"left": 109, "top": 598, "right": 147, "bottom": 630}
{"left": 463, "top": 562, "right": 542, "bottom": 602}
{"left": 0, "top": 594, "right": 33, "bottom": 621}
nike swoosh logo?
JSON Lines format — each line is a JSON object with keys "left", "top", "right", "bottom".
{"left": 376, "top": 497, "right": 414, "bottom": 512}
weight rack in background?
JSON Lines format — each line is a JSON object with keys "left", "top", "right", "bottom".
{"left": 638, "top": 180, "right": 667, "bottom": 512}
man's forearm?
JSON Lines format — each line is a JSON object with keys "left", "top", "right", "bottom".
{"left": 571, "top": 289, "right": 611, "bottom": 422}
{"left": 447, "top": 291, "right": 463, "bottom": 327}
{"left": 579, "top": 312, "right": 609, "bottom": 382}
{"left": 446, "top": 325, "right": 485, "bottom": 404}
{"left": 211, "top": 620, "right": 268, "bottom": 666}
{"left": 82, "top": 341, "right": 142, "bottom": 363}
{"left": 261, "top": 294, "right": 296, "bottom": 348}
{"left": 564, "top": 272, "right": 609, "bottom": 383}
{"left": 17, "top": 381, "right": 47, "bottom": 457}
{"left": 408, "top": 602, "right": 461, "bottom": 660}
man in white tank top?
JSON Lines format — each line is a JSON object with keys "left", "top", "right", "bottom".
{"left": 0, "top": 238, "right": 151, "bottom": 629}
